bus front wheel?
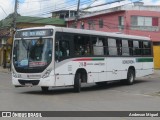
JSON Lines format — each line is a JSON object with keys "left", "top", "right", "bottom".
{"left": 74, "top": 73, "right": 81, "bottom": 93}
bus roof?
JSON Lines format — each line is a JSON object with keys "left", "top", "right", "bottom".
{"left": 17, "top": 26, "right": 151, "bottom": 41}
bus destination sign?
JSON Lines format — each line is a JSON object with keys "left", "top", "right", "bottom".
{"left": 15, "top": 29, "right": 53, "bottom": 38}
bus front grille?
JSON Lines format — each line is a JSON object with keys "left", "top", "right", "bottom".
{"left": 18, "top": 80, "right": 40, "bottom": 86}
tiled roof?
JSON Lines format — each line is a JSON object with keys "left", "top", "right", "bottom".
{"left": 16, "top": 16, "right": 65, "bottom": 25}
{"left": 0, "top": 16, "right": 65, "bottom": 28}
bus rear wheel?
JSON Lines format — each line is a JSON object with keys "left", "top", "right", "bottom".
{"left": 74, "top": 73, "right": 81, "bottom": 93}
{"left": 125, "top": 69, "right": 135, "bottom": 85}
{"left": 41, "top": 87, "right": 49, "bottom": 93}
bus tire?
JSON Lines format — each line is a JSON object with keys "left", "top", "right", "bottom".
{"left": 74, "top": 72, "right": 81, "bottom": 93}
{"left": 41, "top": 87, "right": 49, "bottom": 93}
{"left": 126, "top": 69, "right": 135, "bottom": 85}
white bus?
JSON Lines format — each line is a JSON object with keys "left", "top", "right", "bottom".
{"left": 12, "top": 26, "right": 154, "bottom": 92}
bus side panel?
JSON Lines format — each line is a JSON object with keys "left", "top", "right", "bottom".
{"left": 98, "top": 72, "right": 107, "bottom": 82}
{"left": 88, "top": 73, "right": 99, "bottom": 83}
{"left": 39, "top": 75, "right": 55, "bottom": 87}
{"left": 106, "top": 58, "right": 122, "bottom": 81}
{"left": 55, "top": 75, "right": 74, "bottom": 86}
{"left": 135, "top": 57, "right": 153, "bottom": 77}
{"left": 72, "top": 58, "right": 106, "bottom": 83}
{"left": 98, "top": 58, "right": 107, "bottom": 82}
{"left": 142, "top": 59, "right": 154, "bottom": 76}
{"left": 134, "top": 58, "right": 143, "bottom": 78}
{"left": 55, "top": 60, "right": 75, "bottom": 86}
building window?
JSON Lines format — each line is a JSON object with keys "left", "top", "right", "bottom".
{"left": 131, "top": 16, "right": 159, "bottom": 31}
{"left": 152, "top": 17, "right": 158, "bottom": 26}
{"left": 88, "top": 20, "right": 95, "bottom": 30}
{"left": 99, "top": 19, "right": 103, "bottom": 28}
{"left": 119, "top": 16, "right": 124, "bottom": 26}
{"left": 70, "top": 22, "right": 77, "bottom": 28}
{"left": 80, "top": 21, "right": 85, "bottom": 29}
{"left": 118, "top": 16, "right": 124, "bottom": 30}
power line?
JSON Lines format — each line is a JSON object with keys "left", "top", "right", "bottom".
{"left": 18, "top": 0, "right": 91, "bottom": 18}
{"left": 19, "top": 0, "right": 50, "bottom": 3}
{"left": 82, "top": 0, "right": 125, "bottom": 10}
{"left": 18, "top": 0, "right": 129, "bottom": 18}
{"left": 16, "top": 0, "right": 115, "bottom": 24}
{"left": 18, "top": 0, "right": 86, "bottom": 15}
{"left": 15, "top": 0, "right": 141, "bottom": 25}
{"left": 0, "top": 5, "right": 7, "bottom": 16}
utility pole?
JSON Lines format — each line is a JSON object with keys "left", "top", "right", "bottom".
{"left": 76, "top": 0, "right": 80, "bottom": 20}
{"left": 13, "top": 0, "right": 18, "bottom": 30}
{"left": 75, "top": 0, "right": 80, "bottom": 27}
{"left": 9, "top": 0, "right": 18, "bottom": 70}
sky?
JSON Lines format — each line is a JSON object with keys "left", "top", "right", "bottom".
{"left": 0, "top": 0, "right": 160, "bottom": 20}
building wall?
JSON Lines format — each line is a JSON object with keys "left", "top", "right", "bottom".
{"left": 153, "top": 45, "right": 160, "bottom": 69}
{"left": 125, "top": 10, "right": 160, "bottom": 42}
{"left": 68, "top": 11, "right": 125, "bottom": 33}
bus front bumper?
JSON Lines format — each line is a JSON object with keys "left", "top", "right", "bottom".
{"left": 12, "top": 75, "right": 56, "bottom": 87}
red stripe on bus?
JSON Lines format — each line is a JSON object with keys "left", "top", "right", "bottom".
{"left": 73, "top": 58, "right": 93, "bottom": 61}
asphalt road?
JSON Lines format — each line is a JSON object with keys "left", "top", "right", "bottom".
{"left": 0, "top": 71, "right": 160, "bottom": 120}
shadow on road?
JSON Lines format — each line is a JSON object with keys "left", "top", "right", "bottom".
{"left": 20, "top": 79, "right": 149, "bottom": 95}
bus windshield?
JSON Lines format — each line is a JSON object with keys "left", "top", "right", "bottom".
{"left": 13, "top": 38, "right": 53, "bottom": 73}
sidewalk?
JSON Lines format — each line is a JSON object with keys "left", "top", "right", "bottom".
{"left": 0, "top": 66, "right": 11, "bottom": 74}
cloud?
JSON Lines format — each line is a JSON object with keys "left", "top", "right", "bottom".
{"left": 85, "top": 0, "right": 160, "bottom": 11}
{"left": 0, "top": 0, "right": 159, "bottom": 20}
{"left": 86, "top": 0, "right": 131, "bottom": 11}
{"left": 0, "top": 0, "right": 14, "bottom": 20}
{"left": 142, "top": 0, "right": 160, "bottom": 5}
{"left": 18, "top": 0, "right": 68, "bottom": 17}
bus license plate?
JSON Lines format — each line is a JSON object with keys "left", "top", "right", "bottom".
{"left": 25, "top": 83, "right": 32, "bottom": 86}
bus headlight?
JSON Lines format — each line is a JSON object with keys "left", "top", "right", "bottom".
{"left": 12, "top": 71, "right": 18, "bottom": 78}
{"left": 42, "top": 69, "right": 51, "bottom": 78}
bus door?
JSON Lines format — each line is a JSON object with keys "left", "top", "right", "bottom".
{"left": 54, "top": 32, "right": 74, "bottom": 86}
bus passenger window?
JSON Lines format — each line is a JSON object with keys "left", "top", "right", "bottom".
{"left": 133, "top": 41, "right": 141, "bottom": 55}
{"left": 116, "top": 40, "right": 122, "bottom": 55}
{"left": 108, "top": 38, "right": 118, "bottom": 56}
{"left": 59, "top": 41, "right": 70, "bottom": 57}
{"left": 122, "top": 40, "right": 129, "bottom": 56}
{"left": 55, "top": 33, "right": 71, "bottom": 61}
{"left": 93, "top": 38, "right": 104, "bottom": 55}
{"left": 128, "top": 41, "right": 133, "bottom": 55}
{"left": 143, "top": 42, "right": 151, "bottom": 55}
{"left": 91, "top": 36, "right": 106, "bottom": 56}
{"left": 74, "top": 35, "right": 91, "bottom": 56}
{"left": 55, "top": 41, "right": 62, "bottom": 60}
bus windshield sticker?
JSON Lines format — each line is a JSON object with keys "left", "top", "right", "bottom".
{"left": 31, "top": 40, "right": 36, "bottom": 45}
{"left": 20, "top": 59, "right": 29, "bottom": 67}
{"left": 29, "top": 62, "right": 47, "bottom": 67}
